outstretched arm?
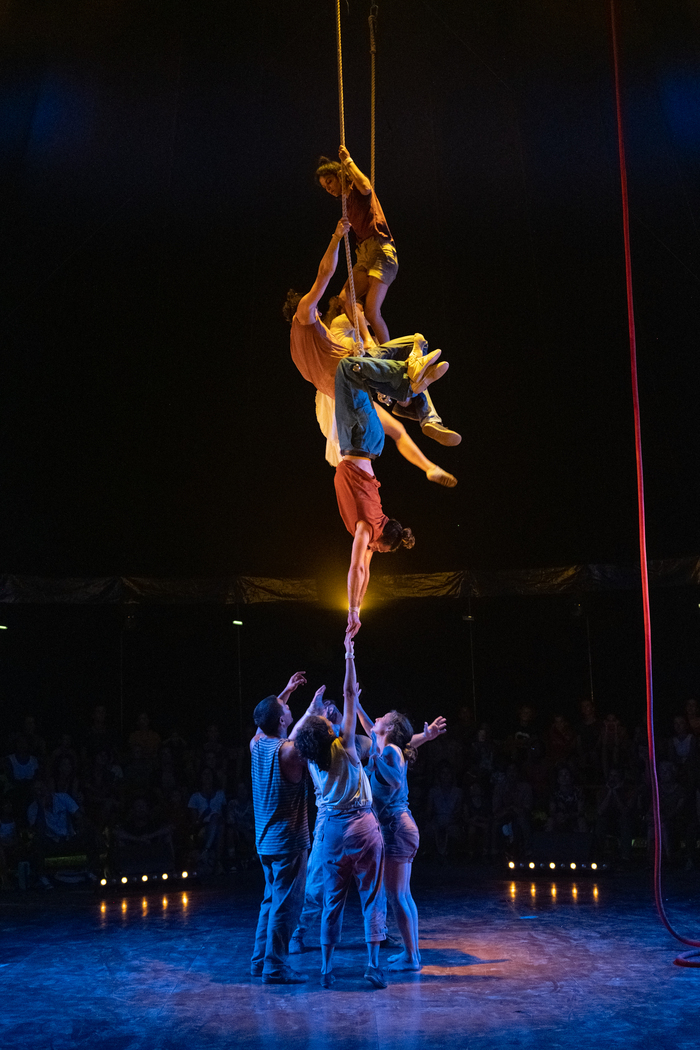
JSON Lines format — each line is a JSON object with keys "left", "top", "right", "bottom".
{"left": 341, "top": 636, "right": 359, "bottom": 764}
{"left": 278, "top": 671, "right": 307, "bottom": 706}
{"left": 356, "top": 697, "right": 374, "bottom": 737}
{"left": 289, "top": 685, "right": 327, "bottom": 741}
{"left": 339, "top": 146, "right": 372, "bottom": 196}
{"left": 410, "top": 716, "right": 447, "bottom": 749}
{"left": 346, "top": 524, "right": 373, "bottom": 639}
{"left": 296, "top": 218, "right": 351, "bottom": 325}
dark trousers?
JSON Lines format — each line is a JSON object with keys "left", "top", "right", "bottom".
{"left": 251, "top": 849, "right": 308, "bottom": 976}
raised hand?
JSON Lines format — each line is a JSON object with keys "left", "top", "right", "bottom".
{"left": 423, "top": 716, "right": 447, "bottom": 740}
{"left": 284, "top": 671, "right": 307, "bottom": 694}
{"left": 309, "top": 685, "right": 327, "bottom": 717}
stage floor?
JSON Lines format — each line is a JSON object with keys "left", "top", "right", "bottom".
{"left": 1, "top": 866, "right": 698, "bottom": 1049}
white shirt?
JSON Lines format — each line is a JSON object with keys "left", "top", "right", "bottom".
{"left": 27, "top": 793, "right": 79, "bottom": 838}
{"left": 309, "top": 738, "right": 372, "bottom": 811}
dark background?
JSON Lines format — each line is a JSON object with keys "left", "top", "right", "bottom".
{"left": 1, "top": 0, "right": 699, "bottom": 741}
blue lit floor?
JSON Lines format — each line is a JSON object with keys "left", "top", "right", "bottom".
{"left": 0, "top": 866, "right": 698, "bottom": 1049}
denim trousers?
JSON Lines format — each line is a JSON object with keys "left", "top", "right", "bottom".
{"left": 372, "top": 335, "right": 441, "bottom": 427}
{"left": 334, "top": 357, "right": 412, "bottom": 458}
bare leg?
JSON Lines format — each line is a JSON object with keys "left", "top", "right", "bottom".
{"left": 384, "top": 858, "right": 421, "bottom": 970}
{"left": 365, "top": 276, "right": 390, "bottom": 344}
{"left": 375, "top": 404, "right": 457, "bottom": 488}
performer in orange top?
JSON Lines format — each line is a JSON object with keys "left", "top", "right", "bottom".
{"left": 284, "top": 219, "right": 457, "bottom": 487}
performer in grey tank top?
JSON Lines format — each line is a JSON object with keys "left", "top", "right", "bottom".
{"left": 249, "top": 671, "right": 325, "bottom": 984}
{"left": 294, "top": 637, "right": 388, "bottom": 989}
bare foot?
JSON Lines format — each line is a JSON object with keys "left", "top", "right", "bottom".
{"left": 387, "top": 951, "right": 422, "bottom": 972}
{"left": 426, "top": 466, "right": 457, "bottom": 488}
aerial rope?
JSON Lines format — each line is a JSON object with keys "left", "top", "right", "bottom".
{"left": 335, "top": 0, "right": 361, "bottom": 352}
{"left": 368, "top": 4, "right": 378, "bottom": 190}
{"left": 610, "top": 0, "right": 700, "bottom": 968}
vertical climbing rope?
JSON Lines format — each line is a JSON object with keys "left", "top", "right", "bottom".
{"left": 368, "top": 4, "right": 378, "bottom": 190}
{"left": 335, "top": 0, "right": 361, "bottom": 352}
{"left": 610, "top": 0, "right": 700, "bottom": 967}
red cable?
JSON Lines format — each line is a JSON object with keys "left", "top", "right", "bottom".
{"left": 610, "top": 0, "right": 700, "bottom": 966}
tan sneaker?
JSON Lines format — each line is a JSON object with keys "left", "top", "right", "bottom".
{"left": 411, "top": 360, "right": 449, "bottom": 395}
{"left": 422, "top": 421, "right": 462, "bottom": 446}
{"left": 406, "top": 348, "right": 442, "bottom": 389}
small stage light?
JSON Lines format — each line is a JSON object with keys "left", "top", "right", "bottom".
{"left": 0, "top": 625, "right": 7, "bottom": 630}
{"left": 142, "top": 875, "right": 148, "bottom": 882}
{"left": 528, "top": 862, "right": 535, "bottom": 869}
{"left": 549, "top": 862, "right": 556, "bottom": 869}
{"left": 100, "top": 878, "right": 107, "bottom": 886}
{"left": 508, "top": 861, "right": 515, "bottom": 869}
{"left": 570, "top": 862, "right": 577, "bottom": 869}
{"left": 162, "top": 873, "right": 168, "bottom": 880}
{"left": 232, "top": 620, "right": 243, "bottom": 626}
{"left": 121, "top": 876, "right": 128, "bottom": 884}
{"left": 591, "top": 863, "right": 597, "bottom": 870}
{"left": 181, "top": 871, "right": 188, "bottom": 878}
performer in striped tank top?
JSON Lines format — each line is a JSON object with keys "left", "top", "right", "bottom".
{"left": 249, "top": 671, "right": 325, "bottom": 984}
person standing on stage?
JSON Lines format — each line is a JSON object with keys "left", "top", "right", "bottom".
{"left": 249, "top": 672, "right": 323, "bottom": 984}
{"left": 294, "top": 638, "right": 388, "bottom": 989}
{"left": 316, "top": 146, "right": 396, "bottom": 344}
{"left": 357, "top": 702, "right": 447, "bottom": 971}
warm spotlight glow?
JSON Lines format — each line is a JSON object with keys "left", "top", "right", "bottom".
{"left": 510, "top": 882, "right": 516, "bottom": 896}
{"left": 100, "top": 878, "right": 107, "bottom": 886}
{"left": 181, "top": 871, "right": 188, "bottom": 878}
{"left": 162, "top": 897, "right": 168, "bottom": 907}
{"left": 100, "top": 902, "right": 106, "bottom": 912}
{"left": 182, "top": 894, "right": 188, "bottom": 906}
{"left": 162, "top": 873, "right": 168, "bottom": 880}
{"left": 572, "top": 885, "right": 578, "bottom": 898}
{"left": 121, "top": 900, "right": 127, "bottom": 911}
{"left": 530, "top": 883, "right": 536, "bottom": 897}
{"left": 551, "top": 885, "right": 557, "bottom": 897}
{"left": 591, "top": 863, "right": 597, "bottom": 870}
{"left": 142, "top": 875, "right": 148, "bottom": 882}
{"left": 593, "top": 885, "right": 599, "bottom": 899}
{"left": 570, "top": 862, "right": 577, "bottom": 869}
{"left": 121, "top": 876, "right": 128, "bottom": 884}
{"left": 549, "top": 862, "right": 556, "bottom": 869}
{"left": 508, "top": 861, "right": 515, "bottom": 869}
{"left": 528, "top": 862, "right": 535, "bottom": 869}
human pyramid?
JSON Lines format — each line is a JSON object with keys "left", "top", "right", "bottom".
{"left": 249, "top": 149, "right": 449, "bottom": 988}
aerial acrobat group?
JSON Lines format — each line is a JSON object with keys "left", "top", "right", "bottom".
{"left": 249, "top": 146, "right": 454, "bottom": 988}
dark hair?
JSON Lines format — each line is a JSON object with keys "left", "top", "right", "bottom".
{"left": 294, "top": 716, "right": 334, "bottom": 771}
{"left": 385, "top": 711, "right": 416, "bottom": 767}
{"left": 253, "top": 695, "right": 283, "bottom": 736}
{"left": 380, "top": 519, "right": 415, "bottom": 552}
{"left": 282, "top": 288, "right": 303, "bottom": 324}
{"left": 315, "top": 156, "right": 342, "bottom": 183}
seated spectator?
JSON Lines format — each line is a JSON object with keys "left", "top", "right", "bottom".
{"left": 13, "top": 715, "right": 46, "bottom": 760}
{"left": 423, "top": 765, "right": 464, "bottom": 858}
{"left": 598, "top": 712, "right": 631, "bottom": 780}
{"left": 81, "top": 705, "right": 114, "bottom": 763}
{"left": 468, "top": 723, "right": 495, "bottom": 784}
{"left": 188, "top": 768, "right": 226, "bottom": 872}
{"left": 113, "top": 796, "right": 174, "bottom": 873}
{"left": 27, "top": 779, "right": 97, "bottom": 888}
{"left": 505, "top": 704, "right": 542, "bottom": 766}
{"left": 665, "top": 716, "right": 699, "bottom": 784}
{"left": 464, "top": 780, "right": 491, "bottom": 860}
{"left": 200, "top": 747, "right": 227, "bottom": 793}
{"left": 50, "top": 734, "right": 79, "bottom": 772}
{"left": 545, "top": 714, "right": 576, "bottom": 767}
{"left": 684, "top": 698, "right": 700, "bottom": 737}
{"left": 648, "top": 762, "right": 686, "bottom": 861}
{"left": 226, "top": 781, "right": 255, "bottom": 869}
{"left": 122, "top": 744, "right": 155, "bottom": 796}
{"left": 52, "top": 754, "right": 81, "bottom": 804}
{"left": 4, "top": 736, "right": 40, "bottom": 823}
{"left": 161, "top": 788, "right": 192, "bottom": 867}
{"left": 0, "top": 800, "right": 20, "bottom": 888}
{"left": 491, "top": 763, "right": 533, "bottom": 856}
{"left": 575, "top": 699, "right": 603, "bottom": 782}
{"left": 594, "top": 768, "right": 634, "bottom": 861}
{"left": 83, "top": 750, "right": 123, "bottom": 831}
{"left": 155, "top": 746, "right": 180, "bottom": 799}
{"left": 545, "top": 765, "right": 587, "bottom": 834}
{"left": 128, "top": 713, "right": 161, "bottom": 765}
